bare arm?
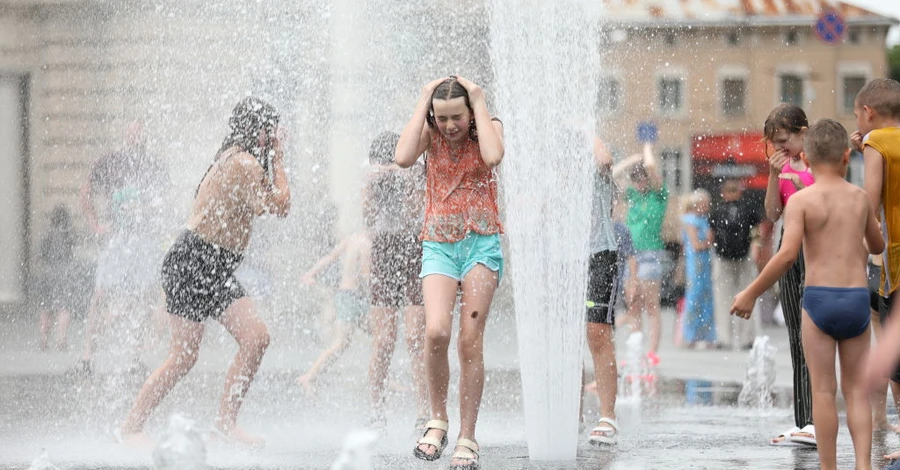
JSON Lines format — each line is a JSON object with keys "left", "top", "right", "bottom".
{"left": 642, "top": 144, "right": 663, "bottom": 191}
{"left": 79, "top": 181, "right": 104, "bottom": 234}
{"left": 611, "top": 154, "right": 643, "bottom": 181}
{"left": 594, "top": 137, "right": 613, "bottom": 173}
{"left": 865, "top": 197, "right": 886, "bottom": 255}
{"left": 684, "top": 225, "right": 708, "bottom": 251}
{"left": 252, "top": 140, "right": 291, "bottom": 217}
{"left": 864, "top": 146, "right": 885, "bottom": 221}
{"left": 303, "top": 237, "right": 348, "bottom": 280}
{"left": 396, "top": 78, "right": 445, "bottom": 168}
{"left": 745, "top": 199, "right": 804, "bottom": 298}
{"left": 456, "top": 76, "right": 504, "bottom": 167}
{"left": 764, "top": 149, "right": 789, "bottom": 221}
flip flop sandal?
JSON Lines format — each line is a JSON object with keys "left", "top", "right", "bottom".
{"left": 413, "top": 420, "right": 448, "bottom": 461}
{"left": 450, "top": 438, "right": 480, "bottom": 470}
{"left": 588, "top": 417, "right": 619, "bottom": 446}
{"left": 791, "top": 424, "right": 817, "bottom": 448}
{"left": 769, "top": 426, "right": 801, "bottom": 446}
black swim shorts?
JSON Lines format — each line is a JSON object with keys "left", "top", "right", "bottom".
{"left": 161, "top": 230, "right": 246, "bottom": 322}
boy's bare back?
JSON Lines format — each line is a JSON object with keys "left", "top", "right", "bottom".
{"left": 338, "top": 232, "right": 372, "bottom": 291}
{"left": 787, "top": 179, "right": 877, "bottom": 289}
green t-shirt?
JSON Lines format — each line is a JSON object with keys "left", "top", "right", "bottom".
{"left": 625, "top": 185, "right": 669, "bottom": 251}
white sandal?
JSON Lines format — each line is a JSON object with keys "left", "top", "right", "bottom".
{"left": 413, "top": 420, "right": 448, "bottom": 461}
{"left": 769, "top": 426, "right": 800, "bottom": 446}
{"left": 450, "top": 438, "right": 480, "bottom": 470}
{"left": 791, "top": 424, "right": 816, "bottom": 447}
{"left": 588, "top": 417, "right": 619, "bottom": 446}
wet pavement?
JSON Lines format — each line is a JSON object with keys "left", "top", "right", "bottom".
{"left": 2, "top": 309, "right": 899, "bottom": 469}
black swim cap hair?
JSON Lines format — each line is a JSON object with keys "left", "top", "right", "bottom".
{"left": 220, "top": 96, "right": 280, "bottom": 174}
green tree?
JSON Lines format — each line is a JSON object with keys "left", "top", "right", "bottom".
{"left": 890, "top": 45, "right": 900, "bottom": 81}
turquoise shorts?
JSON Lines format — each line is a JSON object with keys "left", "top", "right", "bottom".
{"left": 420, "top": 233, "right": 503, "bottom": 283}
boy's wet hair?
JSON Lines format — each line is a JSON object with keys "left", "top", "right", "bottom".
{"left": 803, "top": 119, "right": 849, "bottom": 164}
{"left": 220, "top": 96, "right": 280, "bottom": 173}
{"left": 426, "top": 77, "right": 478, "bottom": 142}
{"left": 369, "top": 131, "right": 400, "bottom": 165}
{"left": 763, "top": 104, "right": 808, "bottom": 141}
{"left": 856, "top": 78, "right": 900, "bottom": 120}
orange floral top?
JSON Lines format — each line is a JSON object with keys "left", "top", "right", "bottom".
{"left": 421, "top": 131, "right": 503, "bottom": 243}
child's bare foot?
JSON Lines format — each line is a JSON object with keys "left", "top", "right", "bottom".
{"left": 212, "top": 425, "right": 265, "bottom": 449}
{"left": 296, "top": 373, "right": 316, "bottom": 398}
{"left": 583, "top": 380, "right": 598, "bottom": 394}
{"left": 120, "top": 431, "right": 156, "bottom": 452}
{"left": 874, "top": 419, "right": 892, "bottom": 432}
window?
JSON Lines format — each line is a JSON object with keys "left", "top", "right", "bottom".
{"left": 658, "top": 77, "right": 683, "bottom": 115}
{"left": 842, "top": 75, "right": 866, "bottom": 114}
{"left": 726, "top": 32, "right": 741, "bottom": 46}
{"left": 721, "top": 77, "right": 746, "bottom": 116}
{"left": 661, "top": 149, "right": 683, "bottom": 192}
{"left": 596, "top": 76, "right": 621, "bottom": 113}
{"left": 664, "top": 32, "right": 676, "bottom": 46}
{"left": 848, "top": 29, "right": 860, "bottom": 44}
{"left": 784, "top": 30, "right": 799, "bottom": 45}
{"left": 780, "top": 74, "right": 803, "bottom": 106}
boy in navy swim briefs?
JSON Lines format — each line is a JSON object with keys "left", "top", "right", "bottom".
{"left": 731, "top": 119, "right": 884, "bottom": 470}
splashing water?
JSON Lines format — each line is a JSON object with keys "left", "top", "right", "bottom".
{"left": 330, "top": 429, "right": 379, "bottom": 470}
{"left": 738, "top": 335, "right": 777, "bottom": 410}
{"left": 620, "top": 332, "right": 647, "bottom": 405}
{"left": 152, "top": 414, "right": 207, "bottom": 470}
{"left": 27, "top": 449, "right": 60, "bottom": 470}
{"left": 491, "top": 0, "right": 601, "bottom": 461}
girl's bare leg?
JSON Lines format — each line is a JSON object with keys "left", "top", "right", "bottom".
{"left": 214, "top": 297, "right": 270, "bottom": 447}
{"left": 453, "top": 265, "right": 497, "bottom": 464}
{"left": 416, "top": 275, "right": 458, "bottom": 457}
{"left": 404, "top": 305, "right": 429, "bottom": 420}
{"left": 587, "top": 323, "right": 617, "bottom": 423}
{"left": 368, "top": 306, "right": 399, "bottom": 419}
{"left": 38, "top": 310, "right": 51, "bottom": 350}
{"left": 55, "top": 309, "right": 72, "bottom": 350}
{"left": 121, "top": 314, "right": 204, "bottom": 441}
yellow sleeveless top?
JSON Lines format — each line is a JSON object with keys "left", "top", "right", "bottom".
{"left": 865, "top": 127, "right": 900, "bottom": 296}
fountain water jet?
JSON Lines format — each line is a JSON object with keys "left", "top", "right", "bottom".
{"left": 490, "top": 0, "right": 601, "bottom": 460}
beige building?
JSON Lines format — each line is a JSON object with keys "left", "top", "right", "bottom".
{"left": 0, "top": 0, "right": 894, "bottom": 308}
{"left": 597, "top": 0, "right": 895, "bottom": 193}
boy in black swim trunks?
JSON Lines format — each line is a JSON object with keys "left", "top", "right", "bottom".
{"left": 120, "top": 97, "right": 291, "bottom": 450}
{"left": 731, "top": 119, "right": 883, "bottom": 470}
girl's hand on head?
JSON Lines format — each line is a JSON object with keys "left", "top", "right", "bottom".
{"left": 850, "top": 131, "right": 864, "bottom": 152}
{"left": 421, "top": 77, "right": 449, "bottom": 98}
{"left": 768, "top": 148, "right": 788, "bottom": 174}
{"left": 453, "top": 76, "right": 485, "bottom": 103}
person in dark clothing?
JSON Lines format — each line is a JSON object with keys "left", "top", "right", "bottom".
{"left": 709, "top": 179, "right": 762, "bottom": 350}
{"left": 37, "top": 206, "right": 77, "bottom": 351}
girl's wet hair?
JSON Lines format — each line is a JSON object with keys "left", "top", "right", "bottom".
{"left": 763, "top": 104, "right": 808, "bottom": 141}
{"left": 369, "top": 131, "right": 400, "bottom": 165}
{"left": 219, "top": 96, "right": 280, "bottom": 174}
{"left": 426, "top": 77, "right": 478, "bottom": 142}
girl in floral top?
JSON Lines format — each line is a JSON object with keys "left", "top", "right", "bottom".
{"left": 396, "top": 76, "right": 504, "bottom": 470}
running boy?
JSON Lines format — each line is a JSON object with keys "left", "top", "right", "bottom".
{"left": 732, "top": 119, "right": 883, "bottom": 470}
{"left": 297, "top": 230, "right": 371, "bottom": 395}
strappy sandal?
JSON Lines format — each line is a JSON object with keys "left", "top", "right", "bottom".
{"left": 450, "top": 438, "right": 480, "bottom": 470}
{"left": 588, "top": 417, "right": 619, "bottom": 446}
{"left": 413, "top": 419, "right": 448, "bottom": 461}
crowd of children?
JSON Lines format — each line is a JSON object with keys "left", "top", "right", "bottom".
{"left": 38, "top": 73, "right": 900, "bottom": 470}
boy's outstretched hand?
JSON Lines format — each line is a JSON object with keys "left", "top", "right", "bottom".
{"left": 731, "top": 290, "right": 756, "bottom": 320}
